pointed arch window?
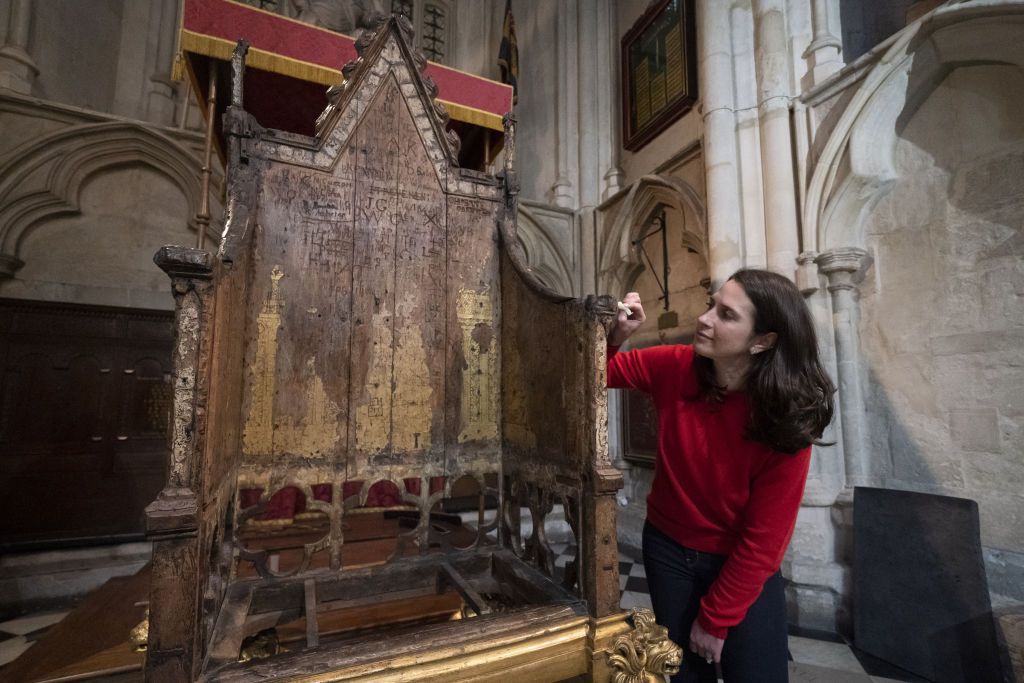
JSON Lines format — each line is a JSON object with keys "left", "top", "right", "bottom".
{"left": 421, "top": 3, "right": 448, "bottom": 62}
{"left": 239, "top": 0, "right": 279, "bottom": 9}
{"left": 391, "top": 0, "right": 414, "bottom": 19}
{"left": 389, "top": 0, "right": 454, "bottom": 65}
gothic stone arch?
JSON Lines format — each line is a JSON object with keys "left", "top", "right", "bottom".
{"left": 598, "top": 173, "right": 706, "bottom": 297}
{"left": 0, "top": 121, "right": 206, "bottom": 277}
{"left": 805, "top": 3, "right": 1024, "bottom": 253}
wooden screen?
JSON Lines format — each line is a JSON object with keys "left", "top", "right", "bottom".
{"left": 0, "top": 299, "right": 171, "bottom": 547}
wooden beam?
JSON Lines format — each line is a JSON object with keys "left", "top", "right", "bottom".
{"left": 303, "top": 579, "right": 319, "bottom": 649}
{"left": 438, "top": 561, "right": 492, "bottom": 616}
{"left": 204, "top": 584, "right": 255, "bottom": 671}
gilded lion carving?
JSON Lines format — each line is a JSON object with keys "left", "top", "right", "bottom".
{"left": 608, "top": 608, "right": 683, "bottom": 683}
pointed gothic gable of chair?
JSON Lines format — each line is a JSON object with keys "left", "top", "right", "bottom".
{"left": 228, "top": 16, "right": 505, "bottom": 578}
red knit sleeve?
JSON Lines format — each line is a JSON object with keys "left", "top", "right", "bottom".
{"left": 696, "top": 447, "right": 812, "bottom": 639}
{"left": 607, "top": 344, "right": 691, "bottom": 393}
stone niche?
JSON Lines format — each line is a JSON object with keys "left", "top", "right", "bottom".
{"left": 857, "top": 63, "right": 1024, "bottom": 573}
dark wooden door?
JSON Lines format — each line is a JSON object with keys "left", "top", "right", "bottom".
{"left": 0, "top": 299, "right": 172, "bottom": 549}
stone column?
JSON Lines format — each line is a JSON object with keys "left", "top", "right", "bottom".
{"left": 752, "top": 0, "right": 800, "bottom": 280}
{"left": 785, "top": 248, "right": 863, "bottom": 635}
{"left": 817, "top": 247, "right": 871, "bottom": 490}
{"left": 576, "top": 0, "right": 601, "bottom": 294}
{"left": 0, "top": 0, "right": 39, "bottom": 94}
{"left": 731, "top": 5, "right": 767, "bottom": 270}
{"left": 551, "top": 0, "right": 578, "bottom": 210}
{"left": 145, "top": 246, "right": 214, "bottom": 682}
{"left": 597, "top": 0, "right": 623, "bottom": 200}
{"left": 803, "top": 0, "right": 843, "bottom": 87}
{"left": 576, "top": 0, "right": 604, "bottom": 209}
{"left": 146, "top": 0, "right": 179, "bottom": 125}
{"left": 697, "top": 0, "right": 743, "bottom": 287}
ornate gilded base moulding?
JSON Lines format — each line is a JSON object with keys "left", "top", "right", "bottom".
{"left": 207, "top": 606, "right": 679, "bottom": 682}
{"left": 607, "top": 608, "right": 683, "bottom": 683}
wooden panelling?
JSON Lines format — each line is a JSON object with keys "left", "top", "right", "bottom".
{"left": 0, "top": 299, "right": 172, "bottom": 546}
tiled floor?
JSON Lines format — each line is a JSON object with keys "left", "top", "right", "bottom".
{"left": 1, "top": 549, "right": 919, "bottom": 682}
{"left": 0, "top": 610, "right": 68, "bottom": 667}
{"left": 553, "top": 542, "right": 915, "bottom": 682}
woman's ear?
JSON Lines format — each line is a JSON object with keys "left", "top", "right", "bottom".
{"left": 750, "top": 332, "right": 778, "bottom": 355}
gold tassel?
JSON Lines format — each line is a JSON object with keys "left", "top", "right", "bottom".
{"left": 171, "top": 52, "right": 186, "bottom": 82}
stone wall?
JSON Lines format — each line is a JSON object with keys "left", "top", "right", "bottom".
{"left": 857, "top": 62, "right": 1024, "bottom": 583}
{"left": 839, "top": 0, "right": 916, "bottom": 62}
{"left": 509, "top": 0, "right": 559, "bottom": 205}
{"left": 798, "top": 2, "right": 1024, "bottom": 636}
{"left": 615, "top": 0, "right": 702, "bottom": 189}
{"left": 0, "top": 94, "right": 219, "bottom": 309}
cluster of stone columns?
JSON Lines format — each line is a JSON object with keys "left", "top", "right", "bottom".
{"left": 817, "top": 247, "right": 872, "bottom": 492}
{"left": 754, "top": 0, "right": 801, "bottom": 278}
{"left": 0, "top": 0, "right": 38, "bottom": 94}
{"left": 697, "top": 0, "right": 844, "bottom": 288}
{"left": 0, "top": 0, "right": 181, "bottom": 119}
{"left": 551, "top": 0, "right": 624, "bottom": 296}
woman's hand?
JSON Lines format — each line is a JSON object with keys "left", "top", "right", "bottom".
{"left": 608, "top": 292, "right": 646, "bottom": 347}
{"left": 689, "top": 619, "right": 725, "bottom": 664}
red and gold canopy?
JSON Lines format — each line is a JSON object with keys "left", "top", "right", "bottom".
{"left": 175, "top": 0, "right": 512, "bottom": 143}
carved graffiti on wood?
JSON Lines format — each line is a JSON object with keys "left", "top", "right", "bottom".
{"left": 243, "top": 267, "right": 284, "bottom": 456}
{"left": 456, "top": 288, "right": 498, "bottom": 443}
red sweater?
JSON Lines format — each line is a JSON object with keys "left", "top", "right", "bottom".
{"left": 608, "top": 343, "right": 810, "bottom": 639}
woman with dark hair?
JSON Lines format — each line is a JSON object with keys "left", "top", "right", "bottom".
{"left": 608, "top": 269, "right": 835, "bottom": 683}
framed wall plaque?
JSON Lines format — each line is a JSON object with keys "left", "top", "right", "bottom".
{"left": 623, "top": 388, "right": 659, "bottom": 467}
{"left": 621, "top": 334, "right": 692, "bottom": 467}
{"left": 621, "top": 0, "right": 698, "bottom": 152}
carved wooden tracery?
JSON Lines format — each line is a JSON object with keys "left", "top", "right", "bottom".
{"left": 145, "top": 17, "right": 676, "bottom": 681}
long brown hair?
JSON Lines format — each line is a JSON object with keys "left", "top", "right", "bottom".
{"left": 694, "top": 269, "right": 835, "bottom": 453}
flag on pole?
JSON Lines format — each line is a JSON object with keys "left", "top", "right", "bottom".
{"left": 498, "top": 0, "right": 519, "bottom": 105}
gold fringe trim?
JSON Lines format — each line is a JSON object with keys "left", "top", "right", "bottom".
{"left": 180, "top": 30, "right": 506, "bottom": 130}
{"left": 181, "top": 30, "right": 341, "bottom": 85}
{"left": 438, "top": 100, "right": 505, "bottom": 132}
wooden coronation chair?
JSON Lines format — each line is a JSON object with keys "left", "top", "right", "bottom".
{"left": 145, "top": 17, "right": 681, "bottom": 682}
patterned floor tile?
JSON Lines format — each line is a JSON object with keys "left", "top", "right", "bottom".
{"left": 0, "top": 636, "right": 31, "bottom": 667}
{"left": 619, "top": 590, "right": 653, "bottom": 611}
{"left": 0, "top": 612, "right": 67, "bottom": 636}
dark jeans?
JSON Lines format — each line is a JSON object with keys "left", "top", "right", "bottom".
{"left": 642, "top": 521, "right": 789, "bottom": 683}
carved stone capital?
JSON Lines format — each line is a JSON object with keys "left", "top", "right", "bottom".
{"left": 816, "top": 247, "right": 870, "bottom": 295}
{"left": 804, "top": 34, "right": 843, "bottom": 56}
{"left": 0, "top": 45, "right": 37, "bottom": 72}
{"left": 0, "top": 252, "right": 25, "bottom": 278}
{"left": 826, "top": 280, "right": 860, "bottom": 295}
{"left": 608, "top": 608, "right": 683, "bottom": 683}
{"left": 796, "top": 250, "right": 820, "bottom": 294}
{"left": 815, "top": 247, "right": 869, "bottom": 277}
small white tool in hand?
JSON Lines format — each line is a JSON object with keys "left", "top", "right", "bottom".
{"left": 617, "top": 301, "right": 633, "bottom": 317}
